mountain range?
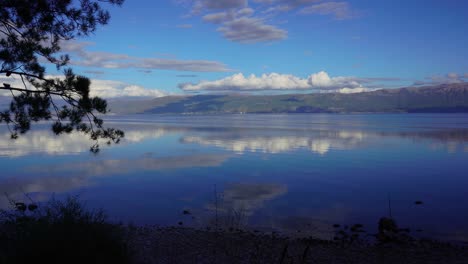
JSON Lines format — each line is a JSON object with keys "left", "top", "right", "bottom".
{"left": 107, "top": 83, "right": 468, "bottom": 114}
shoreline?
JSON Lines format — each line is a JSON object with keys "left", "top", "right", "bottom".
{"left": 128, "top": 225, "right": 468, "bottom": 264}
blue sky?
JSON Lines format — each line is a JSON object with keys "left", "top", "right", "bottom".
{"left": 50, "top": 0, "right": 468, "bottom": 97}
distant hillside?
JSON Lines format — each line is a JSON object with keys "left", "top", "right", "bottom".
{"left": 1, "top": 83, "right": 467, "bottom": 115}
{"left": 108, "top": 83, "right": 468, "bottom": 114}
{"left": 106, "top": 96, "right": 190, "bottom": 114}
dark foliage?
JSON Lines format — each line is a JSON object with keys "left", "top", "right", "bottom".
{"left": 0, "top": 196, "right": 130, "bottom": 264}
{"left": 0, "top": 0, "right": 125, "bottom": 152}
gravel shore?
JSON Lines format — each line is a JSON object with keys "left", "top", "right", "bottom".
{"left": 127, "top": 226, "right": 468, "bottom": 264}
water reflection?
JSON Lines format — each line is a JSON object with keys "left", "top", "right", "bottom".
{"left": 182, "top": 131, "right": 366, "bottom": 155}
{"left": 2, "top": 123, "right": 467, "bottom": 157}
{"left": 0, "top": 154, "right": 230, "bottom": 209}
{"left": 0, "top": 175, "right": 89, "bottom": 209}
{"left": 0, "top": 127, "right": 176, "bottom": 157}
{"left": 187, "top": 183, "right": 288, "bottom": 230}
{"left": 29, "top": 154, "right": 230, "bottom": 177}
{"left": 1, "top": 115, "right": 468, "bottom": 242}
{"left": 0, "top": 130, "right": 94, "bottom": 157}
{"left": 210, "top": 183, "right": 287, "bottom": 216}
{"left": 272, "top": 205, "right": 352, "bottom": 239}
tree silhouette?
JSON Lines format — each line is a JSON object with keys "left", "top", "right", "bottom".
{"left": 0, "top": 0, "right": 125, "bottom": 153}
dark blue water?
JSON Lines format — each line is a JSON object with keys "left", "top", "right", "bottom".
{"left": 1, "top": 114, "right": 468, "bottom": 242}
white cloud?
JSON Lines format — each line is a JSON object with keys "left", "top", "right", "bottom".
{"left": 307, "top": 71, "right": 366, "bottom": 89}
{"left": 89, "top": 80, "right": 166, "bottom": 98}
{"left": 299, "top": 1, "right": 357, "bottom": 20}
{"left": 60, "top": 41, "right": 230, "bottom": 72}
{"left": 179, "top": 71, "right": 372, "bottom": 92}
{"left": 338, "top": 87, "right": 370, "bottom": 94}
{"left": 180, "top": 72, "right": 308, "bottom": 91}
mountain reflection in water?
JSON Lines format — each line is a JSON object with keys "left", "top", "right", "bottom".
{"left": 1, "top": 114, "right": 468, "bottom": 242}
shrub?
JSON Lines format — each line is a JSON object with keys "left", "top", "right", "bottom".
{"left": 0, "top": 196, "right": 130, "bottom": 264}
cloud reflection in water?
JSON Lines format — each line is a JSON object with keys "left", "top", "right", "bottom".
{"left": 214, "top": 183, "right": 288, "bottom": 216}
{"left": 0, "top": 127, "right": 176, "bottom": 157}
{"left": 1, "top": 154, "right": 230, "bottom": 209}
{"left": 182, "top": 131, "right": 366, "bottom": 155}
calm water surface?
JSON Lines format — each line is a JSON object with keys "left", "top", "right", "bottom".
{"left": 1, "top": 114, "right": 468, "bottom": 241}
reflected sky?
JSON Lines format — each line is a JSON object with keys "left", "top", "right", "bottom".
{"left": 0, "top": 125, "right": 180, "bottom": 157}
{"left": 181, "top": 131, "right": 366, "bottom": 155}
{"left": 1, "top": 114, "right": 468, "bottom": 242}
{"left": 210, "top": 183, "right": 288, "bottom": 216}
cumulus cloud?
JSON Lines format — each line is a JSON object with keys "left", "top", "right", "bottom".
{"left": 60, "top": 41, "right": 230, "bottom": 72}
{"left": 179, "top": 71, "right": 376, "bottom": 92}
{"left": 179, "top": 72, "right": 307, "bottom": 90}
{"left": 89, "top": 80, "right": 166, "bottom": 98}
{"left": 299, "top": 1, "right": 357, "bottom": 20}
{"left": 308, "top": 71, "right": 365, "bottom": 89}
{"left": 0, "top": 75, "right": 165, "bottom": 98}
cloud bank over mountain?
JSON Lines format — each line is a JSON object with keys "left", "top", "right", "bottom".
{"left": 179, "top": 71, "right": 377, "bottom": 93}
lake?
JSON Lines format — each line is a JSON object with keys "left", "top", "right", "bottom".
{"left": 1, "top": 114, "right": 468, "bottom": 242}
